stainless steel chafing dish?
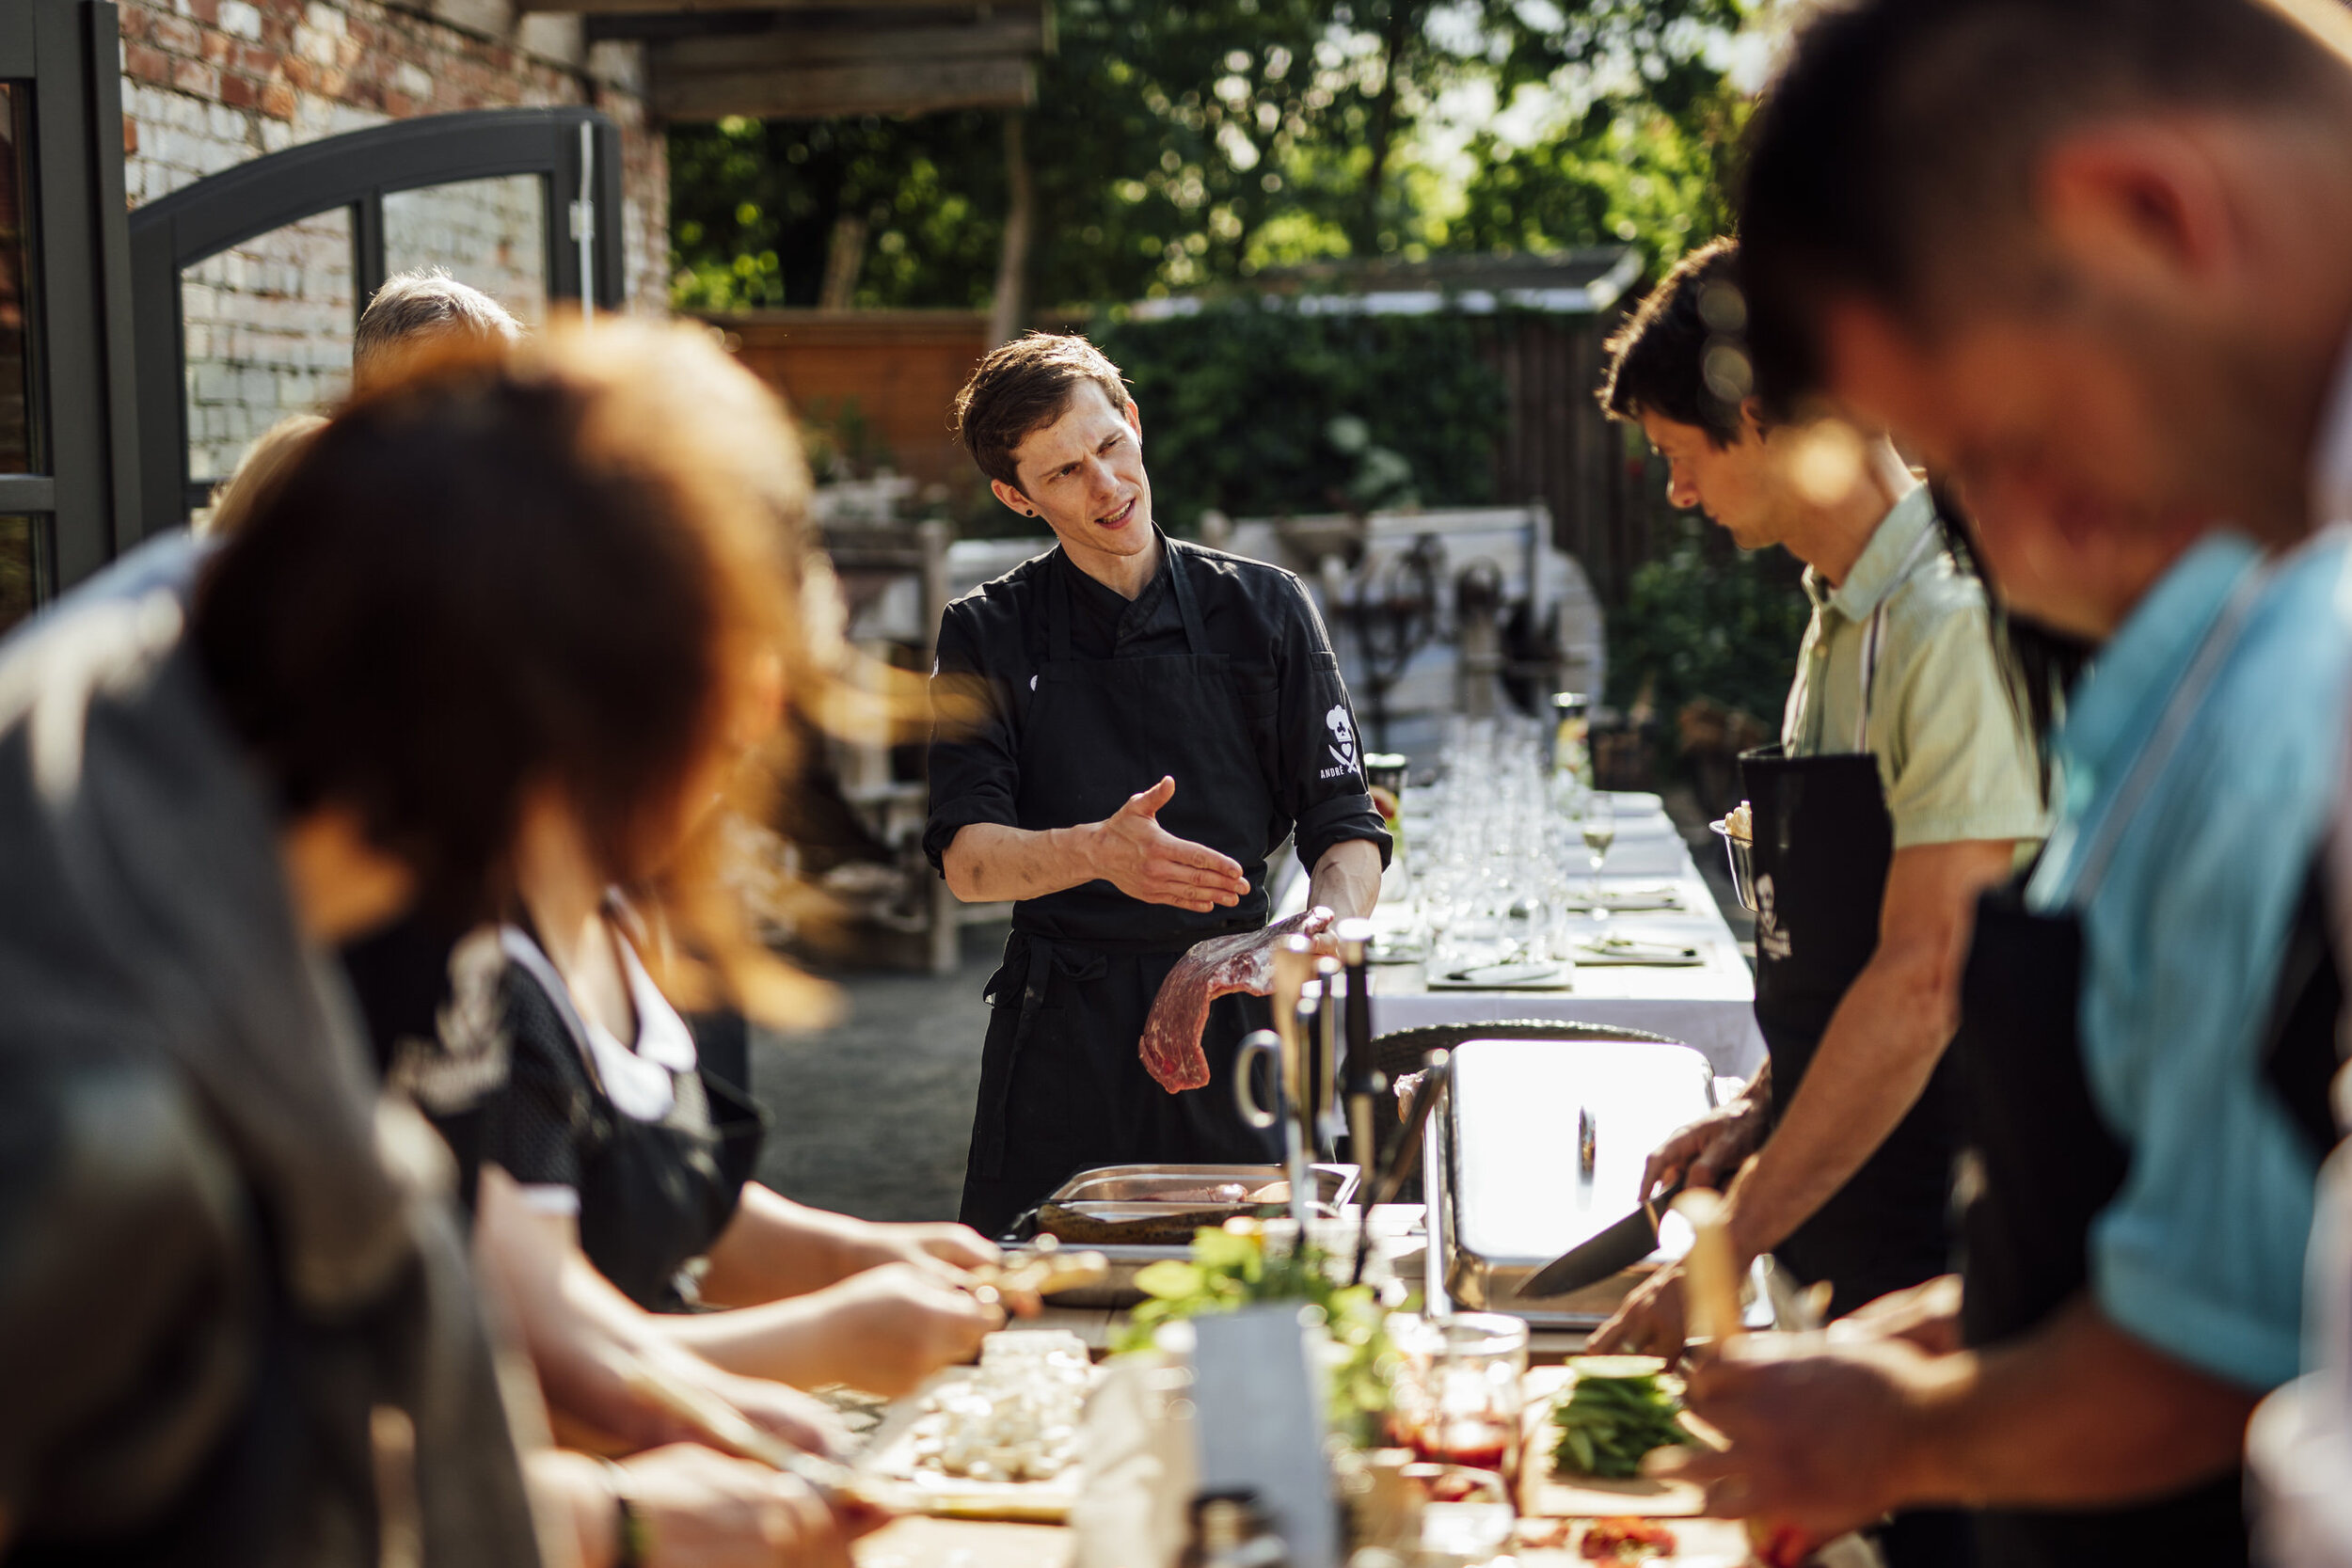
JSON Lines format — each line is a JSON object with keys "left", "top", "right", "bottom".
{"left": 1424, "top": 1036, "right": 1718, "bottom": 1330}
{"left": 1020, "top": 1162, "right": 1360, "bottom": 1307}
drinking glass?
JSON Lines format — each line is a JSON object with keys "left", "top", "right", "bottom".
{"left": 1387, "top": 1312, "right": 1530, "bottom": 1481}
{"left": 1580, "top": 794, "right": 1617, "bottom": 919}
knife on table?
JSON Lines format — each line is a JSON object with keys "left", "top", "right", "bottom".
{"left": 1512, "top": 1172, "right": 1689, "bottom": 1302}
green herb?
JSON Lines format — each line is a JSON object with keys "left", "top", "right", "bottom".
{"left": 1114, "top": 1224, "right": 1394, "bottom": 1449}
{"left": 1549, "top": 1356, "right": 1694, "bottom": 1481}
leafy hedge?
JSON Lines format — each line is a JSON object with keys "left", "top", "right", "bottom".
{"left": 1091, "top": 301, "right": 1508, "bottom": 531}
{"left": 1607, "top": 512, "right": 1810, "bottom": 728}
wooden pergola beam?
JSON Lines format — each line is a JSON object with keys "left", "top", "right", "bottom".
{"left": 654, "top": 53, "right": 1036, "bottom": 120}
{"left": 525, "top": 0, "right": 1011, "bottom": 13}
{"left": 656, "top": 11, "right": 1043, "bottom": 71}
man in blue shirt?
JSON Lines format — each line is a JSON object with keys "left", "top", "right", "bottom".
{"left": 1652, "top": 1, "right": 2352, "bottom": 1560}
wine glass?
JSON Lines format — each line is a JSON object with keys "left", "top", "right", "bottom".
{"left": 1581, "top": 794, "right": 1617, "bottom": 921}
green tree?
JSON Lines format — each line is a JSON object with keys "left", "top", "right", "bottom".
{"left": 668, "top": 1, "right": 1762, "bottom": 310}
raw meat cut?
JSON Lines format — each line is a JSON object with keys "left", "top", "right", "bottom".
{"left": 1138, "top": 907, "right": 1338, "bottom": 1092}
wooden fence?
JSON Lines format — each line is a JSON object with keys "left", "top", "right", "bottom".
{"left": 701, "top": 306, "right": 1663, "bottom": 601}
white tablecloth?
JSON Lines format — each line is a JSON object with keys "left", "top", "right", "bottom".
{"left": 1283, "top": 800, "right": 1767, "bottom": 1078}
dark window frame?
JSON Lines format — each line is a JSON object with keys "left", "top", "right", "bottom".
{"left": 0, "top": 0, "right": 139, "bottom": 604}
{"left": 128, "top": 106, "right": 625, "bottom": 534}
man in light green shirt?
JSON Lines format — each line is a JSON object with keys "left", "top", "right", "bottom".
{"left": 1783, "top": 483, "right": 2049, "bottom": 853}
{"left": 1584, "top": 242, "right": 2046, "bottom": 1424}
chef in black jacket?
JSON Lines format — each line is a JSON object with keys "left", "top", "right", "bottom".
{"left": 928, "top": 333, "right": 1391, "bottom": 1237}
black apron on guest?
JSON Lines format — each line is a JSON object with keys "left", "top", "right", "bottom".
{"left": 1953, "top": 567, "right": 2342, "bottom": 1568}
{"left": 499, "top": 927, "right": 768, "bottom": 1309}
{"left": 960, "top": 546, "right": 1282, "bottom": 1237}
{"left": 1740, "top": 537, "right": 1961, "bottom": 1320}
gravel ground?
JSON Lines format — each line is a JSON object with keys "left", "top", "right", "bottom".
{"left": 748, "top": 920, "right": 1008, "bottom": 1224}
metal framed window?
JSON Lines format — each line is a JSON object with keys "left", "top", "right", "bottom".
{"left": 128, "top": 106, "right": 625, "bottom": 535}
{"left": 0, "top": 0, "right": 140, "bottom": 630}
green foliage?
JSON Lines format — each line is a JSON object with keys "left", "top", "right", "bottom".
{"left": 670, "top": 114, "right": 1005, "bottom": 310}
{"left": 1447, "top": 83, "right": 1746, "bottom": 267}
{"left": 1117, "top": 1225, "right": 1395, "bottom": 1449}
{"left": 1094, "top": 302, "right": 1506, "bottom": 531}
{"left": 668, "top": 2, "right": 1764, "bottom": 311}
{"left": 1607, "top": 501, "right": 1809, "bottom": 726}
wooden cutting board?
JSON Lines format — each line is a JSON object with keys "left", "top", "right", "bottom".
{"left": 853, "top": 1516, "right": 1074, "bottom": 1568}
{"left": 1518, "top": 1365, "right": 1710, "bottom": 1519}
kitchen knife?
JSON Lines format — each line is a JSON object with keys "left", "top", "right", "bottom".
{"left": 1511, "top": 1173, "right": 1688, "bottom": 1301}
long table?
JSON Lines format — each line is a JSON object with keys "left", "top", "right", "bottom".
{"left": 1280, "top": 795, "right": 1767, "bottom": 1078}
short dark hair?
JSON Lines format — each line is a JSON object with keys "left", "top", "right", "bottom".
{"left": 1740, "top": 0, "right": 2352, "bottom": 416}
{"left": 1597, "top": 238, "right": 1752, "bottom": 448}
{"left": 952, "top": 332, "right": 1133, "bottom": 490}
{"left": 352, "top": 268, "right": 523, "bottom": 388}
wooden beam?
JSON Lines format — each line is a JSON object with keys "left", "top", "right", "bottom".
{"left": 655, "top": 53, "right": 1035, "bottom": 119}
{"left": 656, "top": 12, "right": 1042, "bottom": 71}
{"left": 526, "top": 0, "right": 1022, "bottom": 14}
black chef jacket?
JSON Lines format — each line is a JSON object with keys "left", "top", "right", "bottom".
{"left": 924, "top": 539, "right": 1392, "bottom": 901}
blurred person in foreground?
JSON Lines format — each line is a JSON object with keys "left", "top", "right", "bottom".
{"left": 195, "top": 268, "right": 521, "bottom": 546}
{"left": 1652, "top": 2, "right": 2352, "bottom": 1563}
{"left": 307, "top": 274, "right": 1011, "bottom": 1398}
{"left": 0, "top": 323, "right": 881, "bottom": 1567}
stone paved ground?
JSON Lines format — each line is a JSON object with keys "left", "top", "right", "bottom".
{"left": 751, "top": 805, "right": 1752, "bottom": 1228}
{"left": 748, "top": 920, "right": 1008, "bottom": 1224}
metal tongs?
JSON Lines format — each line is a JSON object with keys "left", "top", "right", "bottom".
{"left": 1352, "top": 1045, "right": 1450, "bottom": 1285}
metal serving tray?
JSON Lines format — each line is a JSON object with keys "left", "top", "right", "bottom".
{"left": 1025, "top": 1163, "right": 1360, "bottom": 1308}
{"left": 1427, "top": 1037, "right": 1718, "bottom": 1329}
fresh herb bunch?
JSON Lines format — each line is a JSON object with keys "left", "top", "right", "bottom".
{"left": 1115, "top": 1222, "right": 1394, "bottom": 1449}
{"left": 1550, "top": 1356, "right": 1695, "bottom": 1481}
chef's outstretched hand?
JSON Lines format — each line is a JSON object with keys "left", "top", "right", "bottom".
{"left": 1091, "top": 776, "right": 1251, "bottom": 913}
{"left": 1137, "top": 908, "right": 1340, "bottom": 1093}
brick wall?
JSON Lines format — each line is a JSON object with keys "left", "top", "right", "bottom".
{"left": 119, "top": 0, "right": 669, "bottom": 482}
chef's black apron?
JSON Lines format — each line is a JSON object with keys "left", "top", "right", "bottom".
{"left": 501, "top": 928, "right": 768, "bottom": 1310}
{"left": 960, "top": 545, "right": 1283, "bottom": 1237}
{"left": 1953, "top": 561, "right": 2342, "bottom": 1568}
{"left": 1741, "top": 554, "right": 1962, "bottom": 1321}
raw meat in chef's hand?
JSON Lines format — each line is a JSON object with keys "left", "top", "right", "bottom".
{"left": 1138, "top": 907, "right": 1338, "bottom": 1092}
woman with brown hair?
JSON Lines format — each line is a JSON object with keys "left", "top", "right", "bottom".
{"left": 0, "top": 319, "right": 894, "bottom": 1566}
{"left": 417, "top": 323, "right": 1014, "bottom": 1401}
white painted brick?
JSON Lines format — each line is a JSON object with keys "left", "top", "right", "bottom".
{"left": 217, "top": 0, "right": 262, "bottom": 40}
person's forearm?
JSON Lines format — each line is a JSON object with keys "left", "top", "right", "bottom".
{"left": 654, "top": 1294, "right": 861, "bottom": 1389}
{"left": 1901, "top": 1296, "right": 2259, "bottom": 1507}
{"left": 1309, "top": 839, "right": 1382, "bottom": 921}
{"left": 1725, "top": 940, "right": 1950, "bottom": 1263}
{"left": 698, "top": 1184, "right": 883, "bottom": 1307}
{"left": 942, "top": 822, "right": 1103, "bottom": 903}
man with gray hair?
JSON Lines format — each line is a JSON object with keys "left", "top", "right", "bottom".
{"left": 351, "top": 267, "right": 524, "bottom": 389}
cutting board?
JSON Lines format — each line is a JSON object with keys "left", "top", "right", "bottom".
{"left": 859, "top": 1367, "right": 1089, "bottom": 1523}
{"left": 1518, "top": 1366, "right": 1709, "bottom": 1519}
{"left": 853, "top": 1516, "right": 1074, "bottom": 1568}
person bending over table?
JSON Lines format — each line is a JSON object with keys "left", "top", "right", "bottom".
{"left": 1655, "top": 5, "right": 2352, "bottom": 1563}
{"left": 0, "top": 324, "right": 883, "bottom": 1568}
{"left": 927, "top": 333, "right": 1391, "bottom": 1237}
{"left": 1589, "top": 240, "right": 2045, "bottom": 1365}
